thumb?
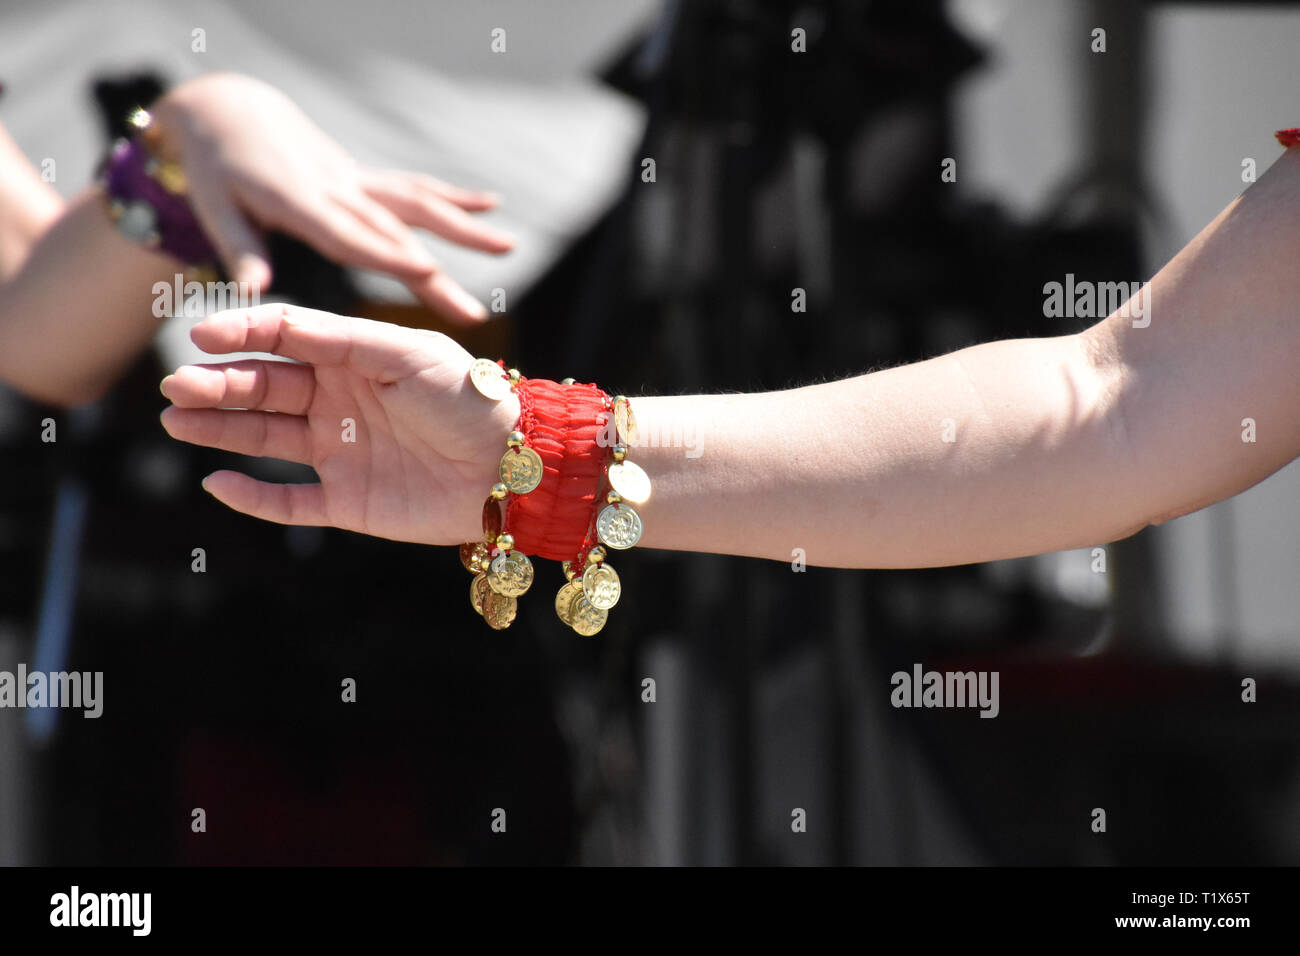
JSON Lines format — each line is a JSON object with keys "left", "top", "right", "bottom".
{"left": 187, "top": 185, "right": 272, "bottom": 290}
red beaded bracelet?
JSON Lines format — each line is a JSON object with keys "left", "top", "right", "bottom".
{"left": 458, "top": 359, "right": 649, "bottom": 635}
{"left": 1277, "top": 129, "right": 1300, "bottom": 149}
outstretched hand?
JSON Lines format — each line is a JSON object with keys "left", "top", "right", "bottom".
{"left": 159, "top": 303, "right": 518, "bottom": 543}
{"left": 152, "top": 73, "right": 514, "bottom": 323}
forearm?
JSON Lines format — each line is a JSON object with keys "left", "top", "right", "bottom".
{"left": 634, "top": 146, "right": 1300, "bottom": 570}
{"left": 0, "top": 123, "right": 64, "bottom": 279}
{"left": 632, "top": 333, "right": 1124, "bottom": 568}
{"left": 0, "top": 187, "right": 177, "bottom": 406}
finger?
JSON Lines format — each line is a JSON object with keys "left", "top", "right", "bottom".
{"left": 404, "top": 271, "right": 490, "bottom": 325}
{"left": 201, "top": 470, "right": 328, "bottom": 527}
{"left": 334, "top": 190, "right": 447, "bottom": 265}
{"left": 160, "top": 360, "right": 316, "bottom": 413}
{"left": 186, "top": 184, "right": 272, "bottom": 289}
{"left": 280, "top": 197, "right": 436, "bottom": 279}
{"left": 190, "top": 303, "right": 451, "bottom": 382}
{"left": 384, "top": 170, "right": 500, "bottom": 211}
{"left": 160, "top": 406, "right": 313, "bottom": 465}
{"left": 363, "top": 175, "right": 514, "bottom": 253}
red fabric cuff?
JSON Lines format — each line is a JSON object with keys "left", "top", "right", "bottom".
{"left": 504, "top": 378, "right": 611, "bottom": 562}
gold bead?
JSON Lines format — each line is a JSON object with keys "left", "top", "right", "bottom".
{"left": 561, "top": 377, "right": 576, "bottom": 386}
{"left": 491, "top": 482, "right": 509, "bottom": 499}
{"left": 152, "top": 159, "right": 190, "bottom": 195}
{"left": 607, "top": 491, "right": 623, "bottom": 505}
{"left": 562, "top": 560, "right": 576, "bottom": 581}
{"left": 507, "top": 430, "right": 526, "bottom": 448}
{"left": 507, "top": 368, "right": 522, "bottom": 384}
{"left": 612, "top": 443, "right": 627, "bottom": 462}
{"left": 497, "top": 532, "right": 514, "bottom": 552}
{"left": 586, "top": 546, "right": 606, "bottom": 565}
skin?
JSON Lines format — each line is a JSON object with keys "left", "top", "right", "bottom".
{"left": 0, "top": 73, "right": 513, "bottom": 407}
{"left": 159, "top": 145, "right": 1300, "bottom": 570}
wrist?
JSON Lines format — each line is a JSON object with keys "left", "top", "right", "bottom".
{"left": 148, "top": 89, "right": 216, "bottom": 167}
{"left": 460, "top": 385, "right": 521, "bottom": 540}
{"left": 456, "top": 360, "right": 651, "bottom": 634}
{"left": 611, "top": 395, "right": 686, "bottom": 551}
{"left": 144, "top": 96, "right": 192, "bottom": 163}
{"left": 504, "top": 376, "right": 611, "bottom": 562}
{"left": 100, "top": 107, "right": 218, "bottom": 269}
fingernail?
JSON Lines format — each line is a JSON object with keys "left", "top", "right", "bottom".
{"left": 236, "top": 255, "right": 270, "bottom": 288}
{"left": 200, "top": 475, "right": 213, "bottom": 494}
{"left": 450, "top": 284, "right": 488, "bottom": 319}
{"left": 159, "top": 374, "right": 173, "bottom": 398}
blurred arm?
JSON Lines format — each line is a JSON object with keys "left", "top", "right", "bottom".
{"left": 0, "top": 121, "right": 63, "bottom": 278}
{"left": 0, "top": 121, "right": 176, "bottom": 406}
{"left": 1, "top": 72, "right": 516, "bottom": 408}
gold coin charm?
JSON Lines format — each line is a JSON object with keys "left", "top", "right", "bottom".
{"left": 470, "top": 573, "right": 491, "bottom": 616}
{"left": 554, "top": 580, "right": 583, "bottom": 625}
{"left": 483, "top": 591, "right": 518, "bottom": 630}
{"left": 606, "top": 460, "right": 651, "bottom": 504}
{"left": 487, "top": 550, "right": 534, "bottom": 597}
{"left": 582, "top": 563, "right": 621, "bottom": 610}
{"left": 460, "top": 541, "right": 490, "bottom": 573}
{"left": 462, "top": 367, "right": 650, "bottom": 631}
{"left": 596, "top": 504, "right": 643, "bottom": 550}
{"left": 499, "top": 446, "right": 544, "bottom": 494}
{"left": 614, "top": 398, "right": 638, "bottom": 445}
{"left": 469, "top": 358, "right": 512, "bottom": 401}
{"left": 568, "top": 594, "right": 609, "bottom": 636}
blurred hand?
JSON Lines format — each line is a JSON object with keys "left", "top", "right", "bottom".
{"left": 160, "top": 303, "right": 519, "bottom": 543}
{"left": 151, "top": 73, "right": 514, "bottom": 323}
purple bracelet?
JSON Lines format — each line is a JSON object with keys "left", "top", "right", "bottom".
{"left": 103, "top": 137, "right": 218, "bottom": 267}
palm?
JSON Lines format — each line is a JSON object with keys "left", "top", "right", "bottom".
{"left": 161, "top": 305, "right": 514, "bottom": 545}
{"left": 303, "top": 364, "right": 494, "bottom": 543}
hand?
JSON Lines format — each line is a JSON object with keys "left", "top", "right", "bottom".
{"left": 151, "top": 73, "right": 514, "bottom": 323}
{"left": 159, "top": 302, "right": 520, "bottom": 543}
